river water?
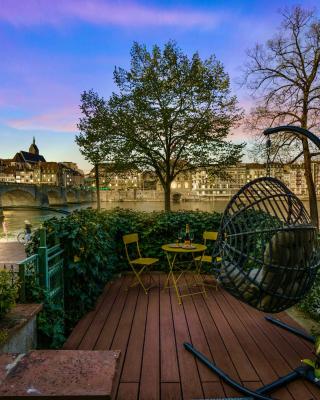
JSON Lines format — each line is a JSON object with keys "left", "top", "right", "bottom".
{"left": 1, "top": 200, "right": 229, "bottom": 238}
{"left": 1, "top": 198, "right": 315, "bottom": 239}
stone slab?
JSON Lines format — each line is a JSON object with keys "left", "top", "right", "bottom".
{"left": 0, "top": 350, "right": 120, "bottom": 399}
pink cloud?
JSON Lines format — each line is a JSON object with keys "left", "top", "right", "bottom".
{"left": 0, "top": 0, "right": 222, "bottom": 29}
{"left": 6, "top": 107, "right": 80, "bottom": 133}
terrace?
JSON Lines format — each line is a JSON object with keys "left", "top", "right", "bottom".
{"left": 2, "top": 203, "right": 320, "bottom": 400}
{"left": 64, "top": 273, "right": 320, "bottom": 400}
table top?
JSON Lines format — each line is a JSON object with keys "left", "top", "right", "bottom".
{"left": 162, "top": 243, "right": 207, "bottom": 253}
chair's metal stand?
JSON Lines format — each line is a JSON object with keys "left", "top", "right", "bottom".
{"left": 184, "top": 316, "right": 320, "bottom": 400}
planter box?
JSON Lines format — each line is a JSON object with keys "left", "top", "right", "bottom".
{"left": 0, "top": 304, "right": 42, "bottom": 353}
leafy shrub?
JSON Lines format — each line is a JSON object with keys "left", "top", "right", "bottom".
{"left": 99, "top": 208, "right": 222, "bottom": 271}
{"left": 299, "top": 272, "right": 320, "bottom": 322}
{"left": 0, "top": 270, "right": 19, "bottom": 319}
{"left": 27, "top": 209, "right": 117, "bottom": 335}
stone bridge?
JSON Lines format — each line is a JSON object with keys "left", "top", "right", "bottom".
{"left": 0, "top": 183, "right": 95, "bottom": 208}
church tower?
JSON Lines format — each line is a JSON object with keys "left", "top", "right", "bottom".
{"left": 29, "top": 137, "right": 39, "bottom": 155}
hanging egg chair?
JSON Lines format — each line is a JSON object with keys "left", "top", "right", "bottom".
{"left": 214, "top": 176, "right": 320, "bottom": 313}
{"left": 185, "top": 127, "right": 320, "bottom": 400}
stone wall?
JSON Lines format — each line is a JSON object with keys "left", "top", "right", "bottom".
{"left": 0, "top": 304, "right": 42, "bottom": 353}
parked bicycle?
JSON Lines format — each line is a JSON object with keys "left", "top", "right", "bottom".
{"left": 17, "top": 230, "right": 29, "bottom": 244}
{"left": 17, "top": 220, "right": 32, "bottom": 245}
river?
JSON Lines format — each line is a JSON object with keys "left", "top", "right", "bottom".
{"left": 1, "top": 200, "right": 229, "bottom": 238}
{"left": 0, "top": 198, "right": 316, "bottom": 239}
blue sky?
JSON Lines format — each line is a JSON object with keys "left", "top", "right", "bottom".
{"left": 0, "top": 0, "right": 318, "bottom": 172}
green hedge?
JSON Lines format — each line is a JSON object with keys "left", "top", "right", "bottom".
{"left": 101, "top": 208, "right": 222, "bottom": 271}
{"left": 298, "top": 272, "right": 320, "bottom": 324}
{"left": 26, "top": 208, "right": 222, "bottom": 347}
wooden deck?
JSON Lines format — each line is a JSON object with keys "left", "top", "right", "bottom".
{"left": 64, "top": 273, "right": 320, "bottom": 400}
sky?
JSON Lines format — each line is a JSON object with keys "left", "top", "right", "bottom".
{"left": 0, "top": 0, "right": 319, "bottom": 172}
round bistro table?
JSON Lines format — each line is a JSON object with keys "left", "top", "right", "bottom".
{"left": 162, "top": 243, "right": 207, "bottom": 305}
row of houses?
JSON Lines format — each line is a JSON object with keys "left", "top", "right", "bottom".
{"left": 189, "top": 163, "right": 320, "bottom": 198}
{"left": 87, "top": 162, "right": 320, "bottom": 200}
{"left": 0, "top": 139, "right": 84, "bottom": 187}
{"left": 2, "top": 139, "right": 319, "bottom": 199}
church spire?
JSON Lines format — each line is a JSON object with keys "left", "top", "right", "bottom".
{"left": 29, "top": 137, "right": 39, "bottom": 155}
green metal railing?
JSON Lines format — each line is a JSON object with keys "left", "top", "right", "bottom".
{"left": 18, "top": 228, "right": 64, "bottom": 304}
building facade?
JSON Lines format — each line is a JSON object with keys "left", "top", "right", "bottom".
{"left": 88, "top": 161, "right": 320, "bottom": 201}
{"left": 0, "top": 139, "right": 84, "bottom": 187}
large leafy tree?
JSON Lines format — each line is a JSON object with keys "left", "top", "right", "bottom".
{"left": 78, "top": 41, "right": 244, "bottom": 211}
{"left": 243, "top": 6, "right": 320, "bottom": 227}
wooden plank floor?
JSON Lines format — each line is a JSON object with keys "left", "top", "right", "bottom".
{"left": 64, "top": 273, "right": 320, "bottom": 400}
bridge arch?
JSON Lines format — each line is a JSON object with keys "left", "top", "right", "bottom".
{"left": 1, "top": 189, "right": 37, "bottom": 206}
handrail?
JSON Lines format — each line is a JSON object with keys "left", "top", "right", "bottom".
{"left": 17, "top": 254, "right": 38, "bottom": 265}
{"left": 48, "top": 249, "right": 64, "bottom": 262}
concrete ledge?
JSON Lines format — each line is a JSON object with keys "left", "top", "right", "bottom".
{"left": 0, "top": 350, "right": 120, "bottom": 399}
{"left": 0, "top": 304, "right": 42, "bottom": 353}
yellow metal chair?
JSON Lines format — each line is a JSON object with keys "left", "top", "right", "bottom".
{"left": 123, "top": 233, "right": 159, "bottom": 294}
{"left": 194, "top": 231, "right": 222, "bottom": 289}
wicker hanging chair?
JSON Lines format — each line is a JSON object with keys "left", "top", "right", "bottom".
{"left": 214, "top": 176, "right": 320, "bottom": 313}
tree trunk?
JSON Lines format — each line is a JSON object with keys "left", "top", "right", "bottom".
{"left": 94, "top": 163, "right": 101, "bottom": 211}
{"left": 164, "top": 181, "right": 171, "bottom": 212}
{"left": 301, "top": 138, "right": 318, "bottom": 228}
{"left": 301, "top": 100, "right": 319, "bottom": 228}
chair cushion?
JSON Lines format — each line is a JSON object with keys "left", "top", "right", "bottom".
{"left": 131, "top": 257, "right": 159, "bottom": 265}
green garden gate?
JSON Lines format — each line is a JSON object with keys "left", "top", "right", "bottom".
{"left": 18, "top": 228, "right": 64, "bottom": 304}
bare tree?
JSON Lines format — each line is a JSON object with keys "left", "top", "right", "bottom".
{"left": 243, "top": 6, "right": 320, "bottom": 227}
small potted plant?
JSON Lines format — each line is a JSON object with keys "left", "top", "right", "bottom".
{"left": 302, "top": 336, "right": 320, "bottom": 379}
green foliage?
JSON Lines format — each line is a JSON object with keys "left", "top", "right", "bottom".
{"left": 96, "top": 207, "right": 222, "bottom": 271}
{"left": 301, "top": 336, "right": 320, "bottom": 378}
{"left": 0, "top": 330, "right": 8, "bottom": 344}
{"left": 0, "top": 271, "right": 19, "bottom": 319}
{"left": 298, "top": 272, "right": 320, "bottom": 323}
{"left": 27, "top": 209, "right": 117, "bottom": 334}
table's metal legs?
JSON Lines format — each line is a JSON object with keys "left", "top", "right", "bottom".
{"left": 163, "top": 252, "right": 207, "bottom": 305}
{"left": 164, "top": 252, "right": 183, "bottom": 304}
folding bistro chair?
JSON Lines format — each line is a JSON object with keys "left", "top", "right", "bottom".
{"left": 123, "top": 233, "right": 158, "bottom": 294}
{"left": 194, "top": 231, "right": 222, "bottom": 289}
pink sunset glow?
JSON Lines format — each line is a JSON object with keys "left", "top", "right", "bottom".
{"left": 7, "top": 106, "right": 79, "bottom": 133}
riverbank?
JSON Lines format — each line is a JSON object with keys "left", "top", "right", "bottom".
{"left": 0, "top": 242, "right": 26, "bottom": 263}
